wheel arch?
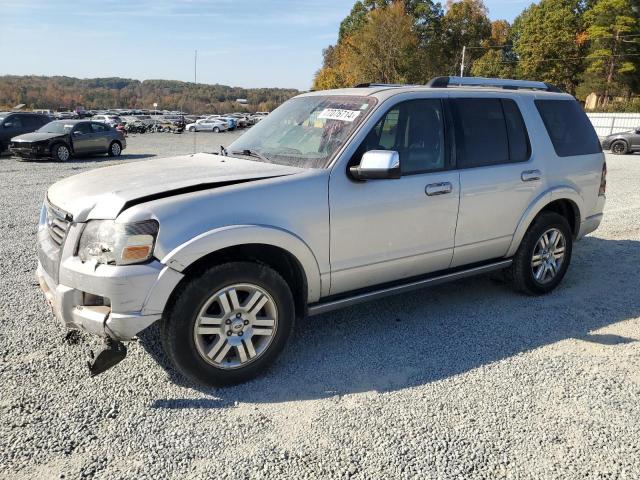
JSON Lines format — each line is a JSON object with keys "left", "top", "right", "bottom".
{"left": 159, "top": 225, "right": 322, "bottom": 314}
{"left": 506, "top": 188, "right": 582, "bottom": 257}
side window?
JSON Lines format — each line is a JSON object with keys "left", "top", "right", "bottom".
{"left": 91, "top": 122, "right": 107, "bottom": 133}
{"left": 535, "top": 99, "right": 601, "bottom": 157}
{"left": 502, "top": 99, "right": 530, "bottom": 163}
{"left": 75, "top": 122, "right": 93, "bottom": 134}
{"left": 450, "top": 98, "right": 509, "bottom": 168}
{"left": 8, "top": 115, "right": 23, "bottom": 129}
{"left": 353, "top": 99, "right": 446, "bottom": 174}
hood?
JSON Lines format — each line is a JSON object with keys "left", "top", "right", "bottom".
{"left": 47, "top": 153, "right": 305, "bottom": 221}
{"left": 12, "top": 132, "right": 66, "bottom": 143}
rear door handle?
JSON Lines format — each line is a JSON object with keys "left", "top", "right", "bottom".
{"left": 425, "top": 182, "right": 453, "bottom": 196}
{"left": 521, "top": 170, "right": 542, "bottom": 182}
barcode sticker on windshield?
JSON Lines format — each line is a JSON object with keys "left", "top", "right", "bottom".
{"left": 318, "top": 108, "right": 361, "bottom": 122}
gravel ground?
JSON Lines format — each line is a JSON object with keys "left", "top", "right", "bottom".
{"left": 1, "top": 134, "right": 639, "bottom": 479}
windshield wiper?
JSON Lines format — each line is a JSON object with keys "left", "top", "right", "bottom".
{"left": 230, "top": 149, "right": 270, "bottom": 162}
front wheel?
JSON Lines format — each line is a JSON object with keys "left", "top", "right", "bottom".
{"left": 507, "top": 212, "right": 573, "bottom": 295}
{"left": 212, "top": 127, "right": 220, "bottom": 133}
{"left": 162, "top": 262, "right": 295, "bottom": 386}
{"left": 52, "top": 143, "right": 71, "bottom": 162}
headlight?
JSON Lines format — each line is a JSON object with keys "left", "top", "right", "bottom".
{"left": 78, "top": 220, "right": 159, "bottom": 265}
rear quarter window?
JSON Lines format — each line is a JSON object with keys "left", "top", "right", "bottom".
{"left": 535, "top": 99, "right": 601, "bottom": 157}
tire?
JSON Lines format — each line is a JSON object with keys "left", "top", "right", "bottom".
{"left": 213, "top": 127, "right": 220, "bottom": 133}
{"left": 507, "top": 212, "right": 573, "bottom": 295}
{"left": 189, "top": 126, "right": 196, "bottom": 132}
{"left": 108, "top": 141, "right": 122, "bottom": 157}
{"left": 162, "top": 262, "right": 295, "bottom": 386}
{"left": 51, "top": 143, "right": 71, "bottom": 162}
{"left": 610, "top": 140, "right": 628, "bottom": 155}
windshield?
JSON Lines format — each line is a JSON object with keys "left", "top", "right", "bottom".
{"left": 37, "top": 121, "right": 74, "bottom": 134}
{"left": 227, "top": 95, "right": 376, "bottom": 168}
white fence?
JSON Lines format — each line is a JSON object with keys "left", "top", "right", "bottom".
{"left": 586, "top": 113, "right": 640, "bottom": 137}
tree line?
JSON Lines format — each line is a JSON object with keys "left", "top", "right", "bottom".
{"left": 313, "top": 0, "right": 640, "bottom": 110}
{"left": 0, "top": 76, "right": 299, "bottom": 114}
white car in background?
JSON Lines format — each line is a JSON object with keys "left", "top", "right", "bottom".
{"left": 186, "top": 118, "right": 229, "bottom": 133}
{"left": 92, "top": 115, "right": 123, "bottom": 127}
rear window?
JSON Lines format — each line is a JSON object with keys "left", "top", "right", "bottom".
{"left": 535, "top": 100, "right": 601, "bottom": 157}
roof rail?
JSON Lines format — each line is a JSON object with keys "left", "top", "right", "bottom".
{"left": 426, "top": 76, "right": 563, "bottom": 93}
{"left": 353, "top": 83, "right": 412, "bottom": 88}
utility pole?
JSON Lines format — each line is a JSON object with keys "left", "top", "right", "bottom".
{"left": 460, "top": 46, "right": 466, "bottom": 78}
{"left": 193, "top": 49, "right": 198, "bottom": 154}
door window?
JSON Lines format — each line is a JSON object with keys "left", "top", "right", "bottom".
{"left": 7, "top": 116, "right": 23, "bottom": 129}
{"left": 91, "top": 122, "right": 108, "bottom": 133}
{"left": 74, "top": 123, "right": 93, "bottom": 134}
{"left": 450, "top": 98, "right": 509, "bottom": 168}
{"left": 353, "top": 99, "right": 446, "bottom": 174}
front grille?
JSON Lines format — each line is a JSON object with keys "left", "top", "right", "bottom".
{"left": 46, "top": 204, "right": 70, "bottom": 247}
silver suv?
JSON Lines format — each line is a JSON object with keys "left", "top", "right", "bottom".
{"left": 37, "top": 77, "right": 607, "bottom": 385}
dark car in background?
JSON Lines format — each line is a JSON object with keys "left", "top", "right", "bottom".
{"left": 10, "top": 120, "right": 126, "bottom": 161}
{"left": 602, "top": 127, "right": 640, "bottom": 155}
{"left": 0, "top": 112, "right": 51, "bottom": 154}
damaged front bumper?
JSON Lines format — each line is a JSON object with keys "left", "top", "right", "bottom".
{"left": 37, "top": 260, "right": 163, "bottom": 340}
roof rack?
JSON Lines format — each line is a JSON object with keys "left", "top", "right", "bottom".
{"left": 426, "top": 76, "right": 563, "bottom": 92}
{"left": 353, "top": 83, "right": 415, "bottom": 88}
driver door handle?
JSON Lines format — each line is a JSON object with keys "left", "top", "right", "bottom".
{"left": 521, "top": 170, "right": 542, "bottom": 182}
{"left": 425, "top": 182, "right": 453, "bottom": 196}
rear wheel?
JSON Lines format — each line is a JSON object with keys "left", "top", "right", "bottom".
{"left": 611, "top": 140, "right": 628, "bottom": 155}
{"left": 507, "top": 212, "right": 573, "bottom": 295}
{"left": 52, "top": 143, "right": 70, "bottom": 162}
{"left": 108, "top": 141, "right": 122, "bottom": 157}
{"left": 162, "top": 262, "right": 295, "bottom": 386}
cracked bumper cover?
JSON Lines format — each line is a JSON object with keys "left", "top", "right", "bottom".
{"left": 37, "top": 257, "right": 183, "bottom": 341}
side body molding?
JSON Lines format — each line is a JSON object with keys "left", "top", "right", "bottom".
{"left": 505, "top": 186, "right": 584, "bottom": 258}
{"left": 159, "top": 225, "right": 323, "bottom": 303}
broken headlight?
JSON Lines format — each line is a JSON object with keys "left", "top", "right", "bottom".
{"left": 78, "top": 220, "right": 159, "bottom": 266}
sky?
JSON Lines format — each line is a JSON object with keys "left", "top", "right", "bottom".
{"left": 0, "top": 0, "right": 531, "bottom": 91}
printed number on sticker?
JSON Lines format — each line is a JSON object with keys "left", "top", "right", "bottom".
{"left": 318, "top": 109, "right": 361, "bottom": 122}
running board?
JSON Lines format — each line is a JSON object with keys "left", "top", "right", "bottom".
{"left": 308, "top": 259, "right": 512, "bottom": 316}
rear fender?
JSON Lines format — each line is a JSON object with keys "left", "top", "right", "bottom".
{"left": 505, "top": 186, "right": 583, "bottom": 257}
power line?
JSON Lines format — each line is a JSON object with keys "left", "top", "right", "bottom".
{"left": 492, "top": 52, "right": 640, "bottom": 65}
{"left": 463, "top": 33, "right": 640, "bottom": 50}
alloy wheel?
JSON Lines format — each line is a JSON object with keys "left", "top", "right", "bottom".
{"left": 612, "top": 142, "right": 626, "bottom": 154}
{"left": 193, "top": 283, "right": 278, "bottom": 369}
{"left": 531, "top": 228, "right": 566, "bottom": 284}
{"left": 57, "top": 145, "right": 70, "bottom": 161}
{"left": 111, "top": 143, "right": 121, "bottom": 155}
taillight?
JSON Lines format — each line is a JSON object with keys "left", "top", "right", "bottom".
{"left": 599, "top": 162, "right": 607, "bottom": 196}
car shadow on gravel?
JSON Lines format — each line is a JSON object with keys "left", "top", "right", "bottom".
{"left": 141, "top": 235, "right": 640, "bottom": 407}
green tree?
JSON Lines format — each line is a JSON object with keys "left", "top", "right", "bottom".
{"left": 471, "top": 20, "right": 517, "bottom": 78}
{"left": 512, "top": 0, "right": 588, "bottom": 94}
{"left": 582, "top": 0, "right": 640, "bottom": 106}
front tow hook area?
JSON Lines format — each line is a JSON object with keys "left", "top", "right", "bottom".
{"left": 87, "top": 338, "right": 127, "bottom": 377}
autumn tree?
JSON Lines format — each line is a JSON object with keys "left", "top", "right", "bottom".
{"left": 470, "top": 20, "right": 517, "bottom": 78}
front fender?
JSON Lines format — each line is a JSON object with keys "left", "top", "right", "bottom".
{"left": 505, "top": 186, "right": 584, "bottom": 257}
{"left": 159, "top": 225, "right": 322, "bottom": 303}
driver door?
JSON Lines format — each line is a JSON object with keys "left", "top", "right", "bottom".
{"left": 329, "top": 98, "right": 460, "bottom": 295}
{"left": 71, "top": 122, "right": 94, "bottom": 154}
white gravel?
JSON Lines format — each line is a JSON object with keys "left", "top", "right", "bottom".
{"left": 1, "top": 136, "right": 639, "bottom": 479}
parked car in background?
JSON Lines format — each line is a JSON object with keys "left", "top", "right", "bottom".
{"left": 208, "top": 115, "right": 237, "bottom": 130}
{"left": 55, "top": 111, "right": 77, "bottom": 120}
{"left": 186, "top": 118, "right": 229, "bottom": 132}
{"left": 0, "top": 112, "right": 51, "bottom": 153}
{"left": 10, "top": 120, "right": 125, "bottom": 161}
{"left": 93, "top": 115, "right": 124, "bottom": 127}
{"left": 601, "top": 127, "right": 640, "bottom": 154}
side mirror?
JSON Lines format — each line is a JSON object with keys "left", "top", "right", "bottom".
{"left": 349, "top": 150, "right": 401, "bottom": 180}
{"left": 3, "top": 122, "right": 13, "bottom": 128}
{"left": 73, "top": 131, "right": 83, "bottom": 136}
